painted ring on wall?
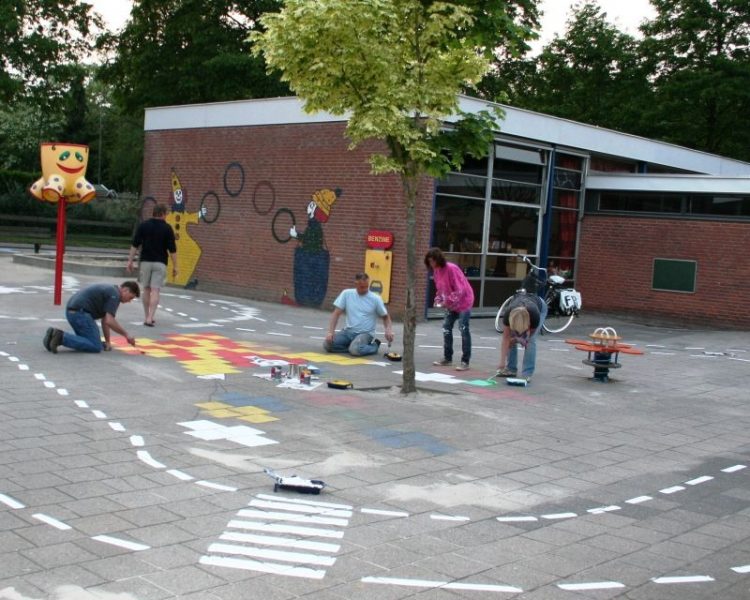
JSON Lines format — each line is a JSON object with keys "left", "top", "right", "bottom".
{"left": 199, "top": 191, "right": 221, "bottom": 224}
{"left": 139, "top": 196, "right": 156, "bottom": 222}
{"left": 272, "top": 208, "right": 296, "bottom": 244}
{"left": 223, "top": 162, "right": 245, "bottom": 197}
{"left": 252, "top": 181, "right": 275, "bottom": 215}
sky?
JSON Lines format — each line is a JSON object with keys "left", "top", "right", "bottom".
{"left": 86, "top": 0, "right": 657, "bottom": 45}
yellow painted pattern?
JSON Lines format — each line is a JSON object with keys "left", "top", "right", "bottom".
{"left": 196, "top": 401, "right": 278, "bottom": 424}
{"left": 167, "top": 211, "right": 202, "bottom": 286}
{"left": 114, "top": 333, "right": 374, "bottom": 377}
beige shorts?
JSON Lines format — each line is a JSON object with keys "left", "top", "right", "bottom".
{"left": 138, "top": 261, "right": 167, "bottom": 289}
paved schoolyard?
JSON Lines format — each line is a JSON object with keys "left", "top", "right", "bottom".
{"left": 1, "top": 254, "right": 749, "bottom": 599}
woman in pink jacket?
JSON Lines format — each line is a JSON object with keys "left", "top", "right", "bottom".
{"left": 425, "top": 247, "right": 475, "bottom": 371}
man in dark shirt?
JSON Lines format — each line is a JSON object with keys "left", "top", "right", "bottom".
{"left": 43, "top": 281, "right": 140, "bottom": 353}
{"left": 127, "top": 204, "right": 177, "bottom": 326}
{"left": 496, "top": 292, "right": 548, "bottom": 383}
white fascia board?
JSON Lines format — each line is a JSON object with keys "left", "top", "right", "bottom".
{"left": 587, "top": 174, "right": 750, "bottom": 194}
{"left": 144, "top": 94, "right": 750, "bottom": 177}
{"left": 457, "top": 96, "right": 750, "bottom": 177}
{"left": 144, "top": 96, "right": 346, "bottom": 131}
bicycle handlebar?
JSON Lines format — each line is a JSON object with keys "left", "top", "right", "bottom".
{"left": 516, "top": 254, "right": 547, "bottom": 276}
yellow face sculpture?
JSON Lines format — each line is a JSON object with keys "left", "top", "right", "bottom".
{"left": 29, "top": 142, "right": 96, "bottom": 204}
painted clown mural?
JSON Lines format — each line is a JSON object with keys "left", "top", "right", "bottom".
{"left": 166, "top": 169, "right": 202, "bottom": 287}
{"left": 29, "top": 143, "right": 96, "bottom": 204}
{"left": 289, "top": 188, "right": 341, "bottom": 307}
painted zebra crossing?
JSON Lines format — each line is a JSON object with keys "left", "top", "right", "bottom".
{"left": 200, "top": 493, "right": 352, "bottom": 579}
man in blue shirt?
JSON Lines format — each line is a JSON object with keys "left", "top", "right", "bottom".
{"left": 43, "top": 281, "right": 140, "bottom": 353}
{"left": 324, "top": 273, "right": 394, "bottom": 356}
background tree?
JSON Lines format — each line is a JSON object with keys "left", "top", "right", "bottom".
{"left": 98, "top": 0, "right": 288, "bottom": 115}
{"left": 639, "top": 0, "right": 750, "bottom": 160}
{"left": 253, "top": 0, "right": 541, "bottom": 393}
{"left": 488, "top": 2, "right": 652, "bottom": 134}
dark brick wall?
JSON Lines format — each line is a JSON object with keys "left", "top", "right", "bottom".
{"left": 577, "top": 215, "right": 750, "bottom": 328}
{"left": 142, "top": 122, "right": 435, "bottom": 318}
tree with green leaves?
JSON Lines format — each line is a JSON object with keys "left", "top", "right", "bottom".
{"left": 493, "top": 2, "right": 652, "bottom": 134}
{"left": 98, "top": 0, "right": 289, "bottom": 115}
{"left": 639, "top": 0, "right": 750, "bottom": 160}
{"left": 252, "top": 0, "right": 528, "bottom": 393}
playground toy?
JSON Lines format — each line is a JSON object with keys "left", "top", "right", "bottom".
{"left": 566, "top": 327, "right": 643, "bottom": 382}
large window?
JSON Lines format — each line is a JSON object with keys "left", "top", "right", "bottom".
{"left": 597, "top": 192, "right": 750, "bottom": 218}
{"left": 547, "top": 154, "right": 584, "bottom": 279}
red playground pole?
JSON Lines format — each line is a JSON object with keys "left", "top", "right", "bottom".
{"left": 53, "top": 198, "right": 66, "bottom": 305}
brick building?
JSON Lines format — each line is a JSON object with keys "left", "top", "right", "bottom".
{"left": 142, "top": 96, "right": 750, "bottom": 328}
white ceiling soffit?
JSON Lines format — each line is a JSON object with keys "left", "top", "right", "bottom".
{"left": 587, "top": 174, "right": 750, "bottom": 194}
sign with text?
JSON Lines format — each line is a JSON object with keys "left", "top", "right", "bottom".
{"left": 366, "top": 230, "right": 393, "bottom": 249}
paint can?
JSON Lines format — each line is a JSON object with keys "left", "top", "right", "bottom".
{"left": 300, "top": 369, "right": 311, "bottom": 385}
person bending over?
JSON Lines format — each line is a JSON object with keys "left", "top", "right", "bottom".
{"left": 496, "top": 292, "right": 547, "bottom": 382}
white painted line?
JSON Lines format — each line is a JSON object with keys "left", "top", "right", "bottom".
{"left": 165, "top": 307, "right": 174, "bottom": 311}
{"left": 208, "top": 542, "right": 336, "bottom": 566}
{"left": 268, "top": 332, "right": 292, "bottom": 337}
{"left": 44, "top": 381, "right": 55, "bottom": 388}
{"left": 541, "top": 512, "right": 577, "bottom": 520}
{"left": 625, "top": 495, "right": 653, "bottom": 504}
{"left": 196, "top": 480, "right": 238, "bottom": 492}
{"left": 129, "top": 435, "right": 144, "bottom": 447}
{"left": 685, "top": 347, "right": 705, "bottom": 350}
{"left": 237, "top": 509, "right": 348, "bottom": 527}
{"left": 108, "top": 422, "right": 126, "bottom": 432}
{"left": 473, "top": 346, "right": 496, "bottom": 350}
{"left": 558, "top": 581, "right": 625, "bottom": 591}
{"left": 92, "top": 535, "right": 150, "bottom": 551}
{"left": 8, "top": 356, "right": 19, "bottom": 362}
{"left": 34, "top": 373, "right": 45, "bottom": 380}
{"left": 18, "top": 364, "right": 29, "bottom": 370}
{"left": 91, "top": 410, "right": 107, "bottom": 419}
{"left": 361, "top": 576, "right": 522, "bottom": 593}
{"left": 249, "top": 499, "right": 352, "bottom": 518}
{"left": 227, "top": 520, "right": 345, "bottom": 539}
{"left": 0, "top": 493, "right": 25, "bottom": 509}
{"left": 361, "top": 508, "right": 409, "bottom": 517}
{"left": 685, "top": 476, "right": 713, "bottom": 486}
{"left": 256, "top": 494, "right": 352, "bottom": 510}
{"left": 418, "top": 345, "right": 443, "bottom": 349}
{"left": 177, "top": 312, "right": 188, "bottom": 317}
{"left": 659, "top": 486, "right": 685, "bottom": 494}
{"left": 302, "top": 325, "right": 324, "bottom": 330}
{"left": 199, "top": 554, "right": 325, "bottom": 578}
{"left": 32, "top": 513, "right": 72, "bottom": 530}
{"left": 646, "top": 344, "right": 666, "bottom": 348}
{"left": 236, "top": 328, "right": 256, "bottom": 332}
{"left": 548, "top": 348, "right": 570, "bottom": 352}
{"left": 136, "top": 450, "right": 166, "bottom": 469}
{"left": 649, "top": 351, "right": 675, "bottom": 355}
{"left": 220, "top": 531, "right": 340, "bottom": 553}
{"left": 496, "top": 516, "right": 538, "bottom": 523}
{"left": 728, "top": 357, "right": 750, "bottom": 363}
{"left": 722, "top": 464, "right": 746, "bottom": 473}
{"left": 56, "top": 388, "right": 69, "bottom": 396}
{"left": 731, "top": 565, "right": 750, "bottom": 574}
{"left": 587, "top": 505, "right": 621, "bottom": 514}
{"left": 0, "top": 351, "right": 8, "bottom": 356}
{"left": 74, "top": 400, "right": 89, "bottom": 408}
{"left": 190, "top": 317, "right": 199, "bottom": 321}
{"left": 167, "top": 469, "right": 194, "bottom": 481}
{"left": 275, "top": 321, "right": 293, "bottom": 326}
{"left": 652, "top": 575, "right": 714, "bottom": 584}
{"left": 431, "top": 514, "right": 470, "bottom": 521}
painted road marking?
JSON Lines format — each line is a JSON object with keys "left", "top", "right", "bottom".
{"left": 200, "top": 555, "right": 325, "bottom": 578}
{"left": 558, "top": 581, "right": 625, "bottom": 591}
{"left": 722, "top": 464, "right": 746, "bottom": 473}
{"left": 497, "top": 516, "right": 538, "bottom": 523}
{"left": 167, "top": 469, "right": 194, "bottom": 481}
{"left": 92, "top": 535, "right": 150, "bottom": 551}
{"left": 32, "top": 513, "right": 72, "bottom": 530}
{"left": 0, "top": 493, "right": 25, "bottom": 509}
{"left": 652, "top": 575, "right": 714, "bottom": 584}
{"left": 361, "top": 508, "right": 409, "bottom": 517}
{"left": 137, "top": 450, "right": 166, "bottom": 469}
{"left": 362, "top": 577, "right": 522, "bottom": 593}
{"left": 220, "top": 531, "right": 340, "bottom": 553}
{"left": 197, "top": 480, "right": 237, "bottom": 492}
{"left": 685, "top": 476, "right": 713, "bottom": 486}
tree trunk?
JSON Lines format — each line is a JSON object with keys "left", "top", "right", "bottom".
{"left": 400, "top": 171, "right": 419, "bottom": 394}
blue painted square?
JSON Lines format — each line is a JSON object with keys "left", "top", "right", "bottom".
{"left": 219, "top": 392, "right": 291, "bottom": 412}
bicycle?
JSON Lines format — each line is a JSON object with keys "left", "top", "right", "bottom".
{"left": 494, "top": 255, "right": 582, "bottom": 334}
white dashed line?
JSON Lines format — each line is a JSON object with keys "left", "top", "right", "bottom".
{"left": 197, "top": 480, "right": 238, "bottom": 492}
{"left": 32, "top": 513, "right": 72, "bottom": 530}
{"left": 685, "top": 476, "right": 713, "bottom": 486}
{"left": 91, "top": 410, "right": 107, "bottom": 419}
{"left": 167, "top": 469, "right": 194, "bottom": 481}
{"left": 361, "top": 577, "right": 522, "bottom": 593}
{"left": 92, "top": 535, "right": 150, "bottom": 551}
{"left": 625, "top": 495, "right": 653, "bottom": 504}
{"left": 722, "top": 464, "right": 746, "bottom": 473}
{"left": 137, "top": 450, "right": 166, "bottom": 469}
{"left": 108, "top": 422, "right": 126, "bottom": 432}
{"left": 558, "top": 581, "right": 625, "bottom": 591}
{"left": 75, "top": 400, "right": 89, "bottom": 408}
{"left": 652, "top": 575, "right": 714, "bottom": 584}
{"left": 129, "top": 435, "right": 144, "bottom": 447}
{"left": 0, "top": 493, "right": 25, "bottom": 509}
{"left": 361, "top": 508, "right": 409, "bottom": 517}
{"left": 541, "top": 512, "right": 577, "bottom": 520}
{"left": 659, "top": 486, "right": 685, "bottom": 494}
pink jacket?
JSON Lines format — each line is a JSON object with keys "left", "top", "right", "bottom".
{"left": 433, "top": 262, "right": 474, "bottom": 312}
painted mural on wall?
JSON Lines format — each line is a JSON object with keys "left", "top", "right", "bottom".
{"left": 288, "top": 188, "right": 341, "bottom": 307}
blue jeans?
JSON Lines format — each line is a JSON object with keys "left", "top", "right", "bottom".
{"left": 324, "top": 329, "right": 380, "bottom": 356}
{"left": 442, "top": 309, "right": 471, "bottom": 364}
{"left": 62, "top": 310, "right": 103, "bottom": 353}
{"left": 507, "top": 301, "right": 548, "bottom": 377}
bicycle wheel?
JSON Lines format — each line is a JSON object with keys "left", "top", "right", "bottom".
{"left": 494, "top": 296, "right": 513, "bottom": 333}
{"left": 542, "top": 290, "right": 575, "bottom": 334}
